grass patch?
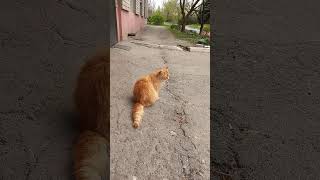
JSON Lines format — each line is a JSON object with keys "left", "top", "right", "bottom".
{"left": 189, "top": 24, "right": 210, "bottom": 32}
{"left": 165, "top": 24, "right": 209, "bottom": 45}
{"left": 189, "top": 24, "right": 201, "bottom": 29}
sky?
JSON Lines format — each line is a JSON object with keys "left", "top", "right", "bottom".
{"left": 153, "top": 0, "right": 202, "bottom": 9}
{"left": 154, "top": 0, "right": 165, "bottom": 8}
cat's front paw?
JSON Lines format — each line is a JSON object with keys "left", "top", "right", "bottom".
{"left": 133, "top": 122, "right": 140, "bottom": 128}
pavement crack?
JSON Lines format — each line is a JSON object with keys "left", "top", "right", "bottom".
{"left": 165, "top": 81, "right": 197, "bottom": 149}
{"left": 179, "top": 154, "right": 190, "bottom": 178}
{"left": 116, "top": 104, "right": 125, "bottom": 131}
{"left": 165, "top": 84, "right": 185, "bottom": 103}
{"left": 166, "top": 81, "right": 203, "bottom": 178}
{"left": 14, "top": 133, "right": 40, "bottom": 180}
{"left": 161, "top": 56, "right": 168, "bottom": 64}
{"left": 0, "top": 110, "right": 36, "bottom": 121}
{"left": 42, "top": 10, "right": 94, "bottom": 47}
{"left": 56, "top": 0, "right": 95, "bottom": 20}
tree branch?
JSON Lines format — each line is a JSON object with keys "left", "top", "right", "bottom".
{"left": 186, "top": 0, "right": 201, "bottom": 17}
{"left": 194, "top": 1, "right": 202, "bottom": 10}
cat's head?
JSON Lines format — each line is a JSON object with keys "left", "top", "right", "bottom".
{"left": 156, "top": 66, "right": 169, "bottom": 80}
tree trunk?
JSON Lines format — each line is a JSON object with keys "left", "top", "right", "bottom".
{"left": 181, "top": 21, "right": 186, "bottom": 32}
{"left": 199, "top": 0, "right": 205, "bottom": 35}
{"left": 179, "top": 0, "right": 186, "bottom": 32}
{"left": 199, "top": 23, "right": 204, "bottom": 35}
{"left": 180, "top": 13, "right": 186, "bottom": 32}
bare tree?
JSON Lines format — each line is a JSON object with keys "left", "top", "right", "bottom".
{"left": 162, "top": 0, "right": 180, "bottom": 22}
{"left": 196, "top": 0, "right": 209, "bottom": 35}
{"left": 148, "top": 0, "right": 157, "bottom": 15}
{"left": 179, "top": 0, "right": 201, "bottom": 32}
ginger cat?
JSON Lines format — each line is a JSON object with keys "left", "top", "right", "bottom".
{"left": 73, "top": 49, "right": 110, "bottom": 180}
{"left": 132, "top": 67, "right": 169, "bottom": 128}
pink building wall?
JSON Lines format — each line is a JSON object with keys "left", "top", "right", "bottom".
{"left": 115, "top": 0, "right": 146, "bottom": 42}
{"left": 120, "top": 10, "right": 146, "bottom": 40}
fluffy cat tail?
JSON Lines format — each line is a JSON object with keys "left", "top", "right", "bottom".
{"left": 132, "top": 102, "right": 144, "bottom": 128}
{"left": 73, "top": 131, "right": 109, "bottom": 180}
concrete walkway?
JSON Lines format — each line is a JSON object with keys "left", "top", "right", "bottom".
{"left": 110, "top": 25, "right": 210, "bottom": 179}
{"left": 186, "top": 25, "right": 200, "bottom": 34}
{"left": 133, "top": 25, "right": 193, "bottom": 47}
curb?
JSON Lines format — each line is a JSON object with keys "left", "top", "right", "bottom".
{"left": 130, "top": 40, "right": 210, "bottom": 53}
{"left": 130, "top": 41, "right": 183, "bottom": 51}
{"left": 189, "top": 47, "right": 210, "bottom": 53}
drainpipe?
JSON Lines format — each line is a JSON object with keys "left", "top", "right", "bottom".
{"left": 117, "top": 0, "right": 123, "bottom": 41}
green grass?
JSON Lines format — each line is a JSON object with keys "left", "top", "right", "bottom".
{"left": 164, "top": 24, "right": 209, "bottom": 45}
{"left": 189, "top": 24, "right": 201, "bottom": 29}
{"left": 189, "top": 24, "right": 210, "bottom": 32}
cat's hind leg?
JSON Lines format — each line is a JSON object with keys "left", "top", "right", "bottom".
{"left": 146, "top": 91, "right": 159, "bottom": 106}
{"left": 153, "top": 90, "right": 160, "bottom": 102}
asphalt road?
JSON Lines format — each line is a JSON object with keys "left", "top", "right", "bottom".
{"left": 110, "top": 25, "right": 210, "bottom": 179}
{"left": 212, "top": 0, "right": 320, "bottom": 179}
{"left": 0, "top": 1, "right": 108, "bottom": 179}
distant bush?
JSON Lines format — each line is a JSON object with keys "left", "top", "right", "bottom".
{"left": 203, "top": 25, "right": 210, "bottom": 32}
{"left": 198, "top": 38, "right": 209, "bottom": 45}
{"left": 170, "top": 24, "right": 180, "bottom": 30}
{"left": 148, "top": 13, "right": 165, "bottom": 25}
{"left": 167, "top": 25, "right": 210, "bottom": 46}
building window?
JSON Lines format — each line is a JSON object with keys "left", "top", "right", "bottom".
{"left": 135, "top": 0, "right": 140, "bottom": 15}
{"left": 140, "top": 0, "right": 143, "bottom": 17}
{"left": 122, "top": 0, "right": 130, "bottom": 11}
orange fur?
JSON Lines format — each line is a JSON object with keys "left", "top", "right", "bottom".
{"left": 73, "top": 131, "right": 108, "bottom": 180}
{"left": 73, "top": 49, "right": 110, "bottom": 180}
{"left": 132, "top": 67, "right": 169, "bottom": 128}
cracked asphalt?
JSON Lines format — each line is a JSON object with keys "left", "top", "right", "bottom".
{"left": 110, "top": 25, "right": 210, "bottom": 179}
{"left": 0, "top": 1, "right": 108, "bottom": 179}
{"left": 212, "top": 0, "right": 320, "bottom": 179}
